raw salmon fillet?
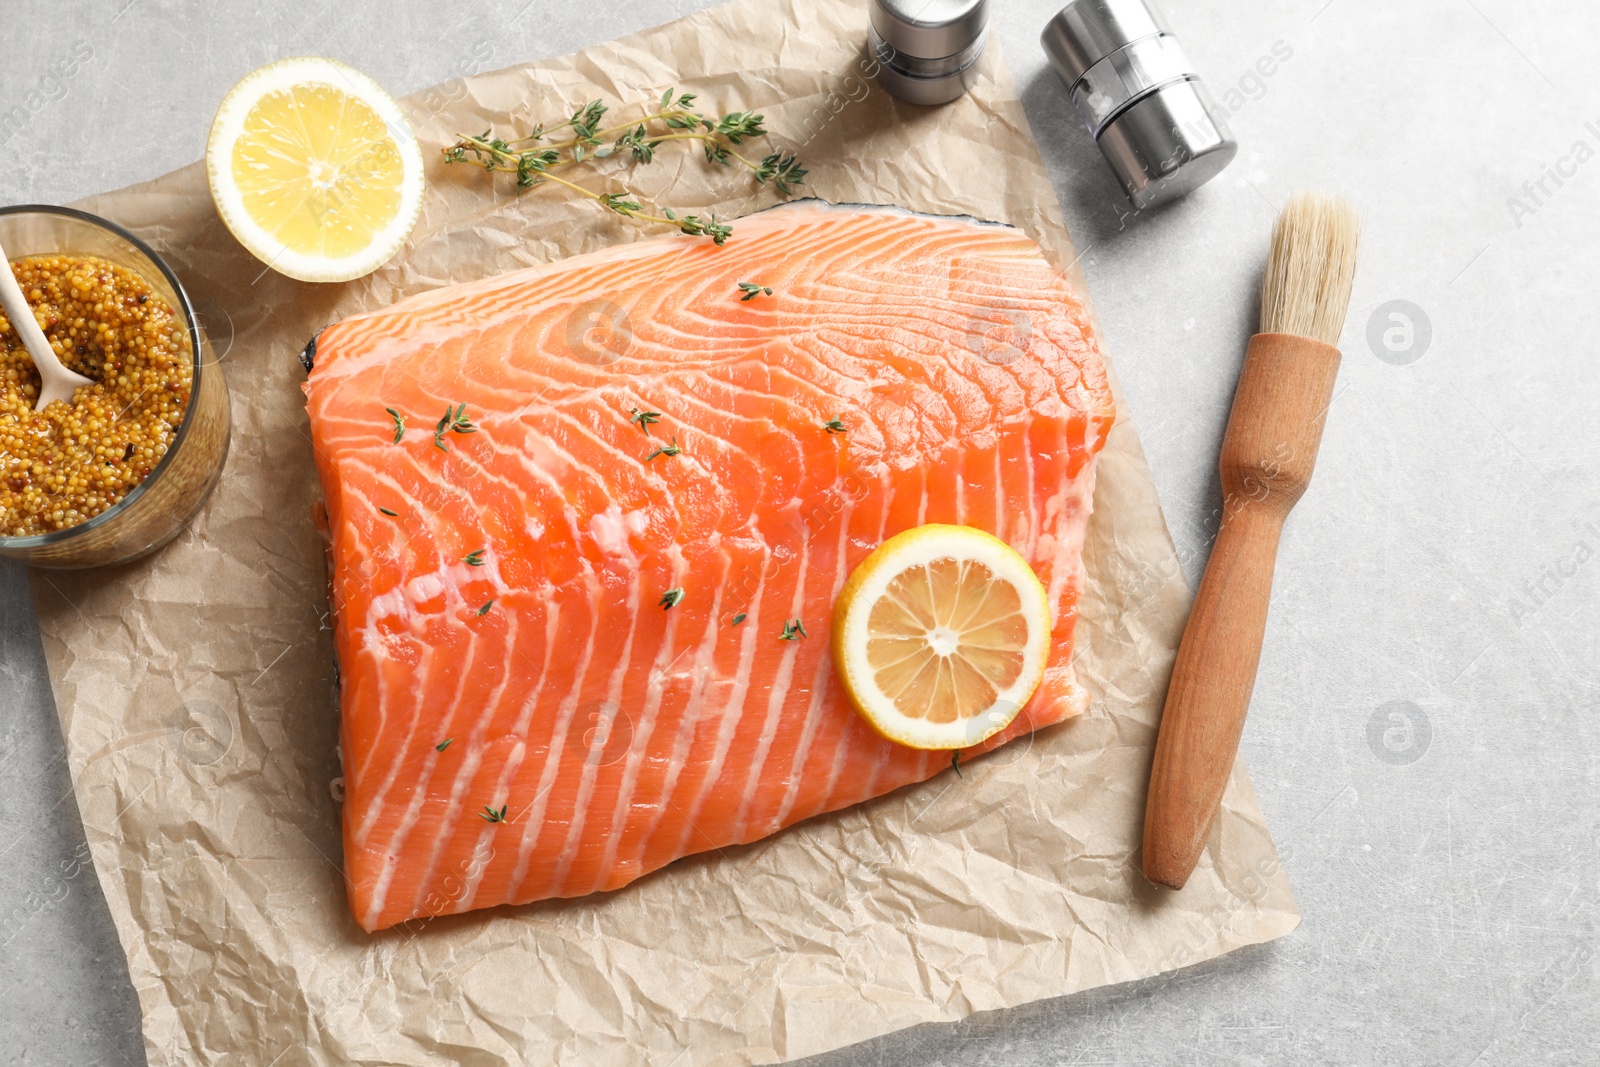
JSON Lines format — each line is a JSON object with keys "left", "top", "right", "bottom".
{"left": 305, "top": 202, "right": 1115, "bottom": 931}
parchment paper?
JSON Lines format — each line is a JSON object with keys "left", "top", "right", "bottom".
{"left": 31, "top": 0, "right": 1299, "bottom": 1062}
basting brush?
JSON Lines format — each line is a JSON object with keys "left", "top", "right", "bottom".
{"left": 1143, "top": 192, "right": 1360, "bottom": 890}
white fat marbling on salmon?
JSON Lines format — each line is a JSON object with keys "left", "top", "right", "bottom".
{"left": 364, "top": 563, "right": 508, "bottom": 632}
{"left": 589, "top": 504, "right": 648, "bottom": 557}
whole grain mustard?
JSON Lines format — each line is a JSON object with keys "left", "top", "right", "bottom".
{"left": 0, "top": 254, "right": 193, "bottom": 536}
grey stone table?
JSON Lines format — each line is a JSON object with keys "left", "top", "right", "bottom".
{"left": 3, "top": 0, "right": 1596, "bottom": 1063}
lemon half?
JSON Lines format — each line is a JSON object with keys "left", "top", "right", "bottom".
{"left": 831, "top": 525, "right": 1052, "bottom": 750}
{"left": 206, "top": 57, "right": 425, "bottom": 283}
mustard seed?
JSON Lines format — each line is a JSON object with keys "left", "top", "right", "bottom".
{"left": 0, "top": 254, "right": 193, "bottom": 537}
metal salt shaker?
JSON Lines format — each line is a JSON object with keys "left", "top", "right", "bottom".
{"left": 1042, "top": 0, "right": 1236, "bottom": 209}
{"left": 869, "top": 0, "right": 989, "bottom": 106}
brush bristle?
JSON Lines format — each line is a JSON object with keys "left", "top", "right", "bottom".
{"left": 1259, "top": 192, "right": 1360, "bottom": 345}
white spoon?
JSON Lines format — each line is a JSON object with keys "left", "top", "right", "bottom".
{"left": 0, "top": 236, "right": 95, "bottom": 410}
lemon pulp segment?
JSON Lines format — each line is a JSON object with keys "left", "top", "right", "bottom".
{"left": 232, "top": 83, "right": 405, "bottom": 259}
{"left": 866, "top": 557, "right": 1028, "bottom": 725}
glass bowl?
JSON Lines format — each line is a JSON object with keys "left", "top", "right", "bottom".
{"left": 0, "top": 205, "right": 231, "bottom": 569}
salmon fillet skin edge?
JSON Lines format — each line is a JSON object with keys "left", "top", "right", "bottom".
{"left": 303, "top": 201, "right": 1116, "bottom": 931}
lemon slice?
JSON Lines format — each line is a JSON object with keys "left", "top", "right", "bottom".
{"left": 831, "top": 524, "right": 1052, "bottom": 750}
{"left": 206, "top": 57, "right": 425, "bottom": 283}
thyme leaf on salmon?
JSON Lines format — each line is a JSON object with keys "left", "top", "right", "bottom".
{"left": 823, "top": 416, "right": 846, "bottom": 434}
{"left": 479, "top": 804, "right": 509, "bottom": 823}
{"left": 628, "top": 407, "right": 662, "bottom": 434}
{"left": 780, "top": 618, "right": 807, "bottom": 641}
{"left": 385, "top": 407, "right": 407, "bottom": 443}
{"left": 659, "top": 587, "right": 685, "bottom": 609}
{"left": 378, "top": 506, "right": 399, "bottom": 517}
{"left": 476, "top": 599, "right": 494, "bottom": 616}
{"left": 433, "top": 403, "right": 475, "bottom": 451}
{"left": 737, "top": 281, "right": 773, "bottom": 301}
{"left": 644, "top": 435, "right": 682, "bottom": 461}
{"left": 442, "top": 91, "right": 802, "bottom": 243}
{"left": 731, "top": 612, "right": 747, "bottom": 626}
{"left": 435, "top": 738, "right": 453, "bottom": 752}
{"left": 463, "top": 548, "right": 486, "bottom": 566}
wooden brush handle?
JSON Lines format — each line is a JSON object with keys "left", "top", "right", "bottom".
{"left": 1142, "top": 333, "right": 1342, "bottom": 890}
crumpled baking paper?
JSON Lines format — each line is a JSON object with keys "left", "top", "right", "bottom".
{"left": 30, "top": 0, "right": 1299, "bottom": 1062}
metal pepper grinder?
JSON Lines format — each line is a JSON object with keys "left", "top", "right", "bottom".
{"left": 869, "top": 0, "right": 989, "bottom": 105}
{"left": 1043, "top": 0, "right": 1236, "bottom": 209}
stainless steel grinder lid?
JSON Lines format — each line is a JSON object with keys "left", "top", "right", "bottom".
{"left": 1041, "top": 0, "right": 1235, "bottom": 209}
{"left": 870, "top": 0, "right": 990, "bottom": 106}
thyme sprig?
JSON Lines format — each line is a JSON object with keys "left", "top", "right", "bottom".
{"left": 660, "top": 208, "right": 732, "bottom": 243}
{"left": 444, "top": 90, "right": 802, "bottom": 243}
{"left": 463, "top": 548, "right": 486, "bottom": 566}
{"left": 385, "top": 407, "right": 407, "bottom": 443}
{"left": 737, "top": 282, "right": 772, "bottom": 301}
{"left": 780, "top": 618, "right": 807, "bottom": 641}
{"left": 629, "top": 407, "right": 662, "bottom": 435}
{"left": 823, "top": 416, "right": 846, "bottom": 434}
{"left": 480, "top": 804, "right": 509, "bottom": 823}
{"left": 659, "top": 587, "right": 685, "bottom": 609}
{"left": 754, "top": 152, "right": 807, "bottom": 193}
